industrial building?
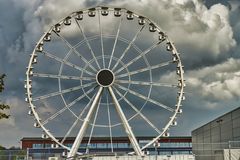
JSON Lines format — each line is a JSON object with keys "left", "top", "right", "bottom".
{"left": 21, "top": 136, "right": 192, "bottom": 159}
{"left": 192, "top": 107, "right": 240, "bottom": 160}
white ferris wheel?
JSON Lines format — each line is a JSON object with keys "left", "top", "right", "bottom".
{"left": 25, "top": 6, "right": 185, "bottom": 159}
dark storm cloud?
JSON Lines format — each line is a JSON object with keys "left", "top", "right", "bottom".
{"left": 0, "top": 0, "right": 45, "bottom": 147}
{"left": 0, "top": 0, "right": 240, "bottom": 148}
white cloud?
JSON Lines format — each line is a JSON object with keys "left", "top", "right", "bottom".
{"left": 0, "top": 97, "right": 27, "bottom": 126}
{"left": 15, "top": 0, "right": 235, "bottom": 57}
{"left": 187, "top": 58, "right": 240, "bottom": 101}
{"left": 159, "top": 58, "right": 240, "bottom": 108}
{"left": 0, "top": 0, "right": 239, "bottom": 147}
{"left": 106, "top": 0, "right": 236, "bottom": 56}
{"left": 0, "top": 97, "right": 39, "bottom": 148}
{"left": 33, "top": 0, "right": 92, "bottom": 27}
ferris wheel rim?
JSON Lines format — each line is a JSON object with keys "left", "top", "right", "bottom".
{"left": 25, "top": 5, "right": 185, "bottom": 157}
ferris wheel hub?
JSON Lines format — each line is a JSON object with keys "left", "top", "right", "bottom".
{"left": 25, "top": 6, "right": 185, "bottom": 158}
{"left": 96, "top": 69, "right": 115, "bottom": 87}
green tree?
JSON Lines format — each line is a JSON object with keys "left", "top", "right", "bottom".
{"left": 0, "top": 145, "right": 6, "bottom": 150}
{"left": 0, "top": 74, "right": 10, "bottom": 119}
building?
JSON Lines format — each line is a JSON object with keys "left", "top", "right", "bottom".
{"left": 192, "top": 107, "right": 240, "bottom": 160}
{"left": 21, "top": 136, "right": 192, "bottom": 159}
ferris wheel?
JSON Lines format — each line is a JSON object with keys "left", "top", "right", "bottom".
{"left": 25, "top": 6, "right": 185, "bottom": 159}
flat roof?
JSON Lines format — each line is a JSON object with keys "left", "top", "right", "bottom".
{"left": 21, "top": 136, "right": 191, "bottom": 141}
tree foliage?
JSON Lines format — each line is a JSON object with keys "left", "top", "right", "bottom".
{"left": 0, "top": 145, "right": 6, "bottom": 150}
{"left": 0, "top": 74, "right": 10, "bottom": 119}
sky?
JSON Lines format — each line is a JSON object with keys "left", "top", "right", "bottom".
{"left": 0, "top": 0, "right": 240, "bottom": 148}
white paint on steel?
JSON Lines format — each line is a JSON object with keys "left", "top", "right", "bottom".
{"left": 26, "top": 6, "right": 185, "bottom": 159}
{"left": 67, "top": 87, "right": 103, "bottom": 159}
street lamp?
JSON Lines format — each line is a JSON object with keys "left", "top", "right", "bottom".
{"left": 153, "top": 140, "right": 160, "bottom": 160}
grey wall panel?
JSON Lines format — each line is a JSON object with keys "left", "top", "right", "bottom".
{"left": 233, "top": 127, "right": 240, "bottom": 138}
{"left": 204, "top": 137, "right": 211, "bottom": 145}
{"left": 221, "top": 114, "right": 232, "bottom": 122}
{"left": 233, "top": 136, "right": 240, "bottom": 141}
{"left": 203, "top": 144, "right": 212, "bottom": 150}
{"left": 192, "top": 107, "right": 240, "bottom": 159}
{"left": 204, "top": 124, "right": 211, "bottom": 131}
{"left": 211, "top": 126, "right": 220, "bottom": 136}
{"left": 233, "top": 117, "right": 240, "bottom": 128}
{"left": 232, "top": 108, "right": 240, "bottom": 119}
{"left": 221, "top": 131, "right": 233, "bottom": 141}
{"left": 197, "top": 127, "right": 204, "bottom": 133}
{"left": 221, "top": 121, "right": 232, "bottom": 131}
{"left": 211, "top": 134, "right": 220, "bottom": 142}
{"left": 211, "top": 121, "right": 220, "bottom": 128}
{"left": 192, "top": 136, "right": 197, "bottom": 143}
{"left": 204, "top": 130, "right": 211, "bottom": 138}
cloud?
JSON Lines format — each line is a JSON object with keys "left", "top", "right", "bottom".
{"left": 0, "top": 97, "right": 39, "bottom": 148}
{"left": 5, "top": 0, "right": 235, "bottom": 73}
{"left": 187, "top": 58, "right": 240, "bottom": 100}
{"left": 19, "top": 0, "right": 236, "bottom": 61}
{"left": 0, "top": 0, "right": 239, "bottom": 148}
{"left": 102, "top": 0, "right": 237, "bottom": 70}
{"left": 33, "top": 0, "right": 99, "bottom": 29}
{"left": 0, "top": 97, "right": 26, "bottom": 127}
{"left": 159, "top": 57, "right": 240, "bottom": 109}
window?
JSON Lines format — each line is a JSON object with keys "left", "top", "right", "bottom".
{"left": 118, "top": 143, "right": 128, "bottom": 148}
{"left": 65, "top": 143, "right": 72, "bottom": 148}
{"left": 45, "top": 143, "right": 51, "bottom": 148}
{"left": 33, "top": 143, "right": 43, "bottom": 149}
{"left": 160, "top": 142, "right": 167, "bottom": 147}
{"left": 80, "top": 143, "right": 87, "bottom": 148}
{"left": 112, "top": 143, "right": 118, "bottom": 148}
{"left": 159, "top": 151, "right": 171, "bottom": 155}
{"left": 97, "top": 143, "right": 108, "bottom": 148}
{"left": 89, "top": 143, "right": 97, "bottom": 148}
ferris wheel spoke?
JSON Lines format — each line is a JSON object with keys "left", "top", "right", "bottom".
{"left": 42, "top": 87, "right": 96, "bottom": 126}
{"left": 61, "top": 94, "right": 96, "bottom": 144}
{"left": 75, "top": 19, "right": 101, "bottom": 70}
{"left": 61, "top": 118, "right": 80, "bottom": 144}
{"left": 115, "top": 40, "right": 163, "bottom": 75}
{"left": 42, "top": 51, "right": 95, "bottom": 76}
{"left": 115, "top": 84, "right": 174, "bottom": 112}
{"left": 106, "top": 93, "right": 114, "bottom": 152}
{"left": 33, "top": 73, "right": 94, "bottom": 81}
{"left": 115, "top": 80, "right": 177, "bottom": 88}
{"left": 33, "top": 82, "right": 95, "bottom": 101}
{"left": 61, "top": 94, "right": 83, "bottom": 126}
{"left": 68, "top": 87, "right": 103, "bottom": 158}
{"left": 108, "top": 86, "right": 143, "bottom": 156}
{"left": 86, "top": 96, "right": 101, "bottom": 153}
{"left": 53, "top": 30, "right": 98, "bottom": 73}
{"left": 113, "top": 87, "right": 162, "bottom": 135}
{"left": 98, "top": 10, "right": 105, "bottom": 68}
{"left": 26, "top": 7, "right": 185, "bottom": 158}
{"left": 108, "top": 17, "right": 123, "bottom": 69}
{"left": 111, "top": 25, "right": 145, "bottom": 71}
{"left": 116, "top": 60, "right": 173, "bottom": 78}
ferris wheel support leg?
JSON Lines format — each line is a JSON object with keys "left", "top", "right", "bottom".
{"left": 67, "top": 87, "right": 103, "bottom": 159}
{"left": 108, "top": 87, "right": 144, "bottom": 157}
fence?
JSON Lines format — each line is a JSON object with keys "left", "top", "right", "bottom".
{"left": 0, "top": 149, "right": 26, "bottom": 160}
{"left": 192, "top": 141, "right": 240, "bottom": 160}
{"left": 0, "top": 150, "right": 194, "bottom": 160}
{"left": 89, "top": 155, "right": 195, "bottom": 160}
{"left": 1, "top": 141, "right": 239, "bottom": 160}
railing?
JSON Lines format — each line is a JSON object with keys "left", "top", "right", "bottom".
{"left": 0, "top": 149, "right": 26, "bottom": 160}
{"left": 192, "top": 141, "right": 240, "bottom": 160}
{"left": 2, "top": 141, "right": 239, "bottom": 160}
